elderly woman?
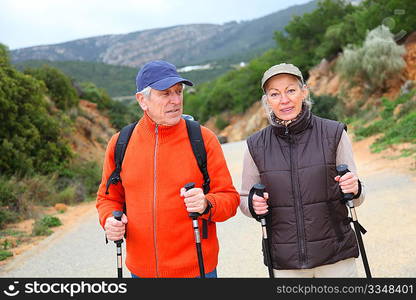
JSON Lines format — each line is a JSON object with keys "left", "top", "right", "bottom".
{"left": 239, "top": 63, "right": 365, "bottom": 277}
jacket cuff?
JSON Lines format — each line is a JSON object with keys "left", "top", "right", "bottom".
{"left": 203, "top": 194, "right": 216, "bottom": 220}
{"left": 353, "top": 180, "right": 362, "bottom": 199}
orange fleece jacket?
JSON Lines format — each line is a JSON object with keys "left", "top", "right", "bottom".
{"left": 96, "top": 113, "right": 239, "bottom": 277}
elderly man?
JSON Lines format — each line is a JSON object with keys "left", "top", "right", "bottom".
{"left": 96, "top": 60, "right": 239, "bottom": 278}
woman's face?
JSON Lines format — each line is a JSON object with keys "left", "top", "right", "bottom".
{"left": 264, "top": 74, "right": 308, "bottom": 121}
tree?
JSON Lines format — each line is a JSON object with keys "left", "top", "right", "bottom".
{"left": 24, "top": 66, "right": 78, "bottom": 111}
{"left": 0, "top": 44, "right": 72, "bottom": 177}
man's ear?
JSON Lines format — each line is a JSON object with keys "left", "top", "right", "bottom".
{"left": 136, "top": 93, "right": 147, "bottom": 111}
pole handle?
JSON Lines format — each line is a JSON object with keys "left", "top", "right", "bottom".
{"left": 112, "top": 210, "right": 124, "bottom": 244}
{"left": 184, "top": 182, "right": 201, "bottom": 219}
{"left": 336, "top": 164, "right": 354, "bottom": 201}
{"left": 248, "top": 183, "right": 268, "bottom": 220}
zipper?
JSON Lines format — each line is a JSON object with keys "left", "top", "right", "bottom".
{"left": 286, "top": 126, "right": 307, "bottom": 267}
{"left": 153, "top": 125, "right": 159, "bottom": 277}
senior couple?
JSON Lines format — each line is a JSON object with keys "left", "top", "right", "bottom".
{"left": 96, "top": 60, "right": 365, "bottom": 278}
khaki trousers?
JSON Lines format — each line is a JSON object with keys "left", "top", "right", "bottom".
{"left": 273, "top": 258, "right": 358, "bottom": 278}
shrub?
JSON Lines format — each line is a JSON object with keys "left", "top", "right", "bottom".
{"left": 0, "top": 250, "right": 13, "bottom": 261}
{"left": 24, "top": 66, "right": 78, "bottom": 111}
{"left": 40, "top": 215, "right": 62, "bottom": 227}
{"left": 32, "top": 215, "right": 62, "bottom": 236}
{"left": 372, "top": 111, "right": 416, "bottom": 152}
{"left": 53, "top": 186, "right": 78, "bottom": 205}
{"left": 107, "top": 99, "right": 139, "bottom": 130}
{"left": 59, "top": 160, "right": 101, "bottom": 196}
{"left": 0, "top": 47, "right": 73, "bottom": 177}
{"left": 337, "top": 25, "right": 406, "bottom": 92}
{"left": 0, "top": 176, "right": 29, "bottom": 216}
{"left": 215, "top": 116, "right": 230, "bottom": 130}
{"left": 0, "top": 209, "right": 18, "bottom": 229}
{"left": 79, "top": 82, "right": 111, "bottom": 110}
{"left": 311, "top": 93, "right": 344, "bottom": 121}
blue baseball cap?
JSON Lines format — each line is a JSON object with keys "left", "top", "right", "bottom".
{"left": 136, "top": 60, "right": 193, "bottom": 92}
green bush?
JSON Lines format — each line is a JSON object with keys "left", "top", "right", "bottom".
{"left": 215, "top": 116, "right": 230, "bottom": 130}
{"left": 311, "top": 94, "right": 344, "bottom": 121}
{"left": 79, "top": 82, "right": 111, "bottom": 110}
{"left": 107, "top": 99, "right": 140, "bottom": 130}
{"left": 0, "top": 250, "right": 13, "bottom": 261}
{"left": 24, "top": 65, "right": 78, "bottom": 111}
{"left": 337, "top": 25, "right": 406, "bottom": 92}
{"left": 0, "top": 176, "right": 29, "bottom": 216}
{"left": 372, "top": 111, "right": 416, "bottom": 152}
{"left": 57, "top": 160, "right": 101, "bottom": 196}
{"left": 0, "top": 46, "right": 73, "bottom": 177}
{"left": 40, "top": 215, "right": 62, "bottom": 227}
{"left": 32, "top": 223, "right": 52, "bottom": 236}
{"left": 32, "top": 215, "right": 62, "bottom": 236}
{"left": 0, "top": 209, "right": 19, "bottom": 229}
{"left": 354, "top": 119, "right": 387, "bottom": 140}
{"left": 53, "top": 186, "right": 78, "bottom": 205}
{"left": 352, "top": 89, "right": 416, "bottom": 151}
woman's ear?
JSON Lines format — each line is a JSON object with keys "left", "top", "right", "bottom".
{"left": 136, "top": 93, "right": 148, "bottom": 111}
{"left": 301, "top": 84, "right": 309, "bottom": 99}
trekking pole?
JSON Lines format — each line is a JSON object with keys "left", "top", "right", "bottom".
{"left": 249, "top": 183, "right": 274, "bottom": 278}
{"left": 112, "top": 210, "right": 124, "bottom": 278}
{"left": 336, "top": 164, "right": 372, "bottom": 278}
{"left": 184, "top": 182, "right": 205, "bottom": 278}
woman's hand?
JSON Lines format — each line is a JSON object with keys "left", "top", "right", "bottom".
{"left": 335, "top": 171, "right": 359, "bottom": 195}
{"left": 252, "top": 192, "right": 269, "bottom": 215}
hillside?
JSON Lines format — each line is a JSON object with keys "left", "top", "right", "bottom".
{"left": 13, "top": 59, "right": 233, "bottom": 97}
{"left": 72, "top": 100, "right": 116, "bottom": 162}
{"left": 10, "top": 1, "right": 317, "bottom": 68}
{"left": 210, "top": 31, "right": 416, "bottom": 144}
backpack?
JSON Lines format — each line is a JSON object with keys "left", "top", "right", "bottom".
{"left": 104, "top": 116, "right": 211, "bottom": 237}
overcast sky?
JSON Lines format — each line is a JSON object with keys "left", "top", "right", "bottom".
{"left": 0, "top": 0, "right": 312, "bottom": 50}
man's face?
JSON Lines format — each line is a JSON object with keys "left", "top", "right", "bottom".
{"left": 137, "top": 83, "right": 184, "bottom": 126}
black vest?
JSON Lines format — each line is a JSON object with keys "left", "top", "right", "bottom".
{"left": 247, "top": 109, "right": 358, "bottom": 270}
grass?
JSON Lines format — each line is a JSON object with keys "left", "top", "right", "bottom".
{"left": 0, "top": 250, "right": 13, "bottom": 261}
{"left": 32, "top": 215, "right": 62, "bottom": 236}
{"left": 0, "top": 229, "right": 27, "bottom": 238}
{"left": 352, "top": 90, "right": 416, "bottom": 157}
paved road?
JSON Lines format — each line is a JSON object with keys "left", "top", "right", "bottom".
{"left": 1, "top": 140, "right": 415, "bottom": 277}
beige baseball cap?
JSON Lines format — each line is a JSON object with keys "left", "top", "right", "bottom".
{"left": 261, "top": 63, "right": 304, "bottom": 92}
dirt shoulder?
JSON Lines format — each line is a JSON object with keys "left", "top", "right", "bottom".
{"left": 352, "top": 135, "right": 416, "bottom": 178}
{"left": 0, "top": 201, "right": 97, "bottom": 267}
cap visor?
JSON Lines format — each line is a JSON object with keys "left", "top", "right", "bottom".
{"left": 150, "top": 76, "right": 193, "bottom": 90}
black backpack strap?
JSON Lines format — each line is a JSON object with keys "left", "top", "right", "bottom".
{"left": 185, "top": 118, "right": 210, "bottom": 194}
{"left": 185, "top": 118, "right": 211, "bottom": 239}
{"left": 105, "top": 121, "right": 138, "bottom": 195}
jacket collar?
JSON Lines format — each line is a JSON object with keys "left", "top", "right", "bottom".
{"left": 140, "top": 112, "right": 186, "bottom": 141}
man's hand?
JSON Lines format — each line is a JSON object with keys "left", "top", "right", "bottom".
{"left": 104, "top": 214, "right": 128, "bottom": 241}
{"left": 334, "top": 171, "right": 359, "bottom": 195}
{"left": 181, "top": 187, "right": 207, "bottom": 215}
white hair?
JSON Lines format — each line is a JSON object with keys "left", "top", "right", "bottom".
{"left": 137, "top": 86, "right": 152, "bottom": 98}
{"left": 261, "top": 78, "right": 313, "bottom": 126}
{"left": 136, "top": 83, "right": 186, "bottom": 98}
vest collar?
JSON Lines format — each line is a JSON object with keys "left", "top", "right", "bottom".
{"left": 273, "top": 105, "right": 313, "bottom": 137}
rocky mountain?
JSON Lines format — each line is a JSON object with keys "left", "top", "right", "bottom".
{"left": 11, "top": 1, "right": 317, "bottom": 68}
